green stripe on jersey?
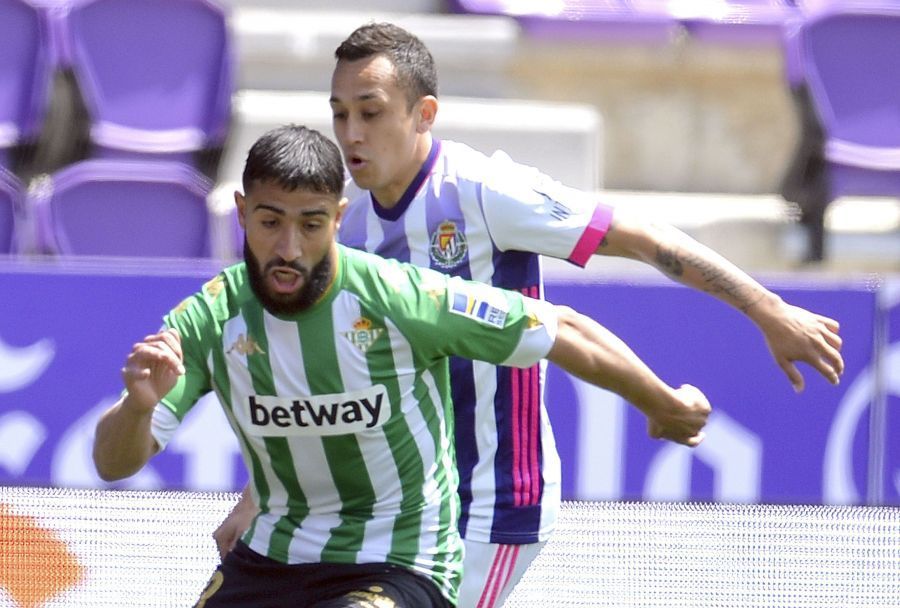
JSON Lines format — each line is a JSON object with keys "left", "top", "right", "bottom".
{"left": 157, "top": 246, "right": 547, "bottom": 605}
{"left": 299, "top": 303, "right": 376, "bottom": 562}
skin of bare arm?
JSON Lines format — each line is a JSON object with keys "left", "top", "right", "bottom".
{"left": 596, "top": 211, "right": 844, "bottom": 392}
{"left": 546, "top": 304, "right": 711, "bottom": 446}
{"left": 93, "top": 328, "right": 184, "bottom": 481}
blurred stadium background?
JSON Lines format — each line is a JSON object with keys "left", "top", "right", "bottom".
{"left": 1, "top": 0, "right": 898, "bottom": 606}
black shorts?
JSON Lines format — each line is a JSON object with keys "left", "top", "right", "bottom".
{"left": 194, "top": 541, "right": 453, "bottom": 608}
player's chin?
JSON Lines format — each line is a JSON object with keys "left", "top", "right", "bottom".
{"left": 347, "top": 165, "right": 374, "bottom": 188}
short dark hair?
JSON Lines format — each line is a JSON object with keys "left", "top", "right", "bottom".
{"left": 242, "top": 125, "right": 344, "bottom": 198}
{"left": 335, "top": 22, "right": 438, "bottom": 109}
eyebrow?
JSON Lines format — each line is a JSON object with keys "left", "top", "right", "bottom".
{"left": 253, "top": 203, "right": 329, "bottom": 218}
{"left": 329, "top": 91, "right": 381, "bottom": 105}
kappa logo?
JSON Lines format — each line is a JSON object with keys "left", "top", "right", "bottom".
{"left": 429, "top": 220, "right": 468, "bottom": 269}
{"left": 227, "top": 333, "right": 265, "bottom": 356}
{"left": 344, "top": 317, "right": 384, "bottom": 353}
{"left": 242, "top": 385, "right": 390, "bottom": 436}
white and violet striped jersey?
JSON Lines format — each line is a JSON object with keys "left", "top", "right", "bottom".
{"left": 339, "top": 140, "right": 612, "bottom": 544}
{"left": 149, "top": 244, "right": 558, "bottom": 604}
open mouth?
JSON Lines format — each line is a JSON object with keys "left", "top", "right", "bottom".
{"left": 348, "top": 155, "right": 367, "bottom": 170}
{"left": 268, "top": 268, "right": 304, "bottom": 294}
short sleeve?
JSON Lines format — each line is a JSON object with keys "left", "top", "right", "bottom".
{"left": 154, "top": 291, "right": 215, "bottom": 434}
{"left": 479, "top": 154, "right": 613, "bottom": 267}
{"left": 391, "top": 264, "right": 555, "bottom": 369}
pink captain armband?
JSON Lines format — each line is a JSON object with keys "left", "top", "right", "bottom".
{"left": 568, "top": 202, "right": 613, "bottom": 267}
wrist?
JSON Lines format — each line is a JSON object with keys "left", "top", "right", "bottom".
{"left": 743, "top": 290, "right": 783, "bottom": 324}
{"left": 120, "top": 392, "right": 159, "bottom": 418}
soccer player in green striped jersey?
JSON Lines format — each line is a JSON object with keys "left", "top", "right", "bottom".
{"left": 92, "top": 125, "right": 710, "bottom": 607}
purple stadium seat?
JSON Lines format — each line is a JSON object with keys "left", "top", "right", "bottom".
{"left": 784, "top": 2, "right": 900, "bottom": 260}
{"left": 446, "top": 0, "right": 681, "bottom": 44}
{"left": 0, "top": 0, "right": 52, "bottom": 171}
{"left": 31, "top": 159, "right": 214, "bottom": 257}
{"left": 58, "top": 0, "right": 233, "bottom": 166}
{"left": 673, "top": 0, "right": 800, "bottom": 45}
{"left": 0, "top": 168, "right": 22, "bottom": 253}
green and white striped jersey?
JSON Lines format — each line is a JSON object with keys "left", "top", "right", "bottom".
{"left": 150, "top": 244, "right": 557, "bottom": 603}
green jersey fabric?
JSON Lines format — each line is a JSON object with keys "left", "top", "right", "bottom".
{"left": 152, "top": 244, "right": 556, "bottom": 603}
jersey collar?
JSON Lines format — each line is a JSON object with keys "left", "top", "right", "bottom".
{"left": 371, "top": 139, "right": 441, "bottom": 221}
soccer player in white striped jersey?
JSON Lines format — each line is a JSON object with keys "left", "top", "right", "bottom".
{"left": 213, "top": 24, "right": 844, "bottom": 607}
{"left": 92, "top": 125, "right": 711, "bottom": 608}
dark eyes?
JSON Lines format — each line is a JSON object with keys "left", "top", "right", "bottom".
{"left": 331, "top": 110, "right": 379, "bottom": 121}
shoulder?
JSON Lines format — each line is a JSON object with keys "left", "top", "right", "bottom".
{"left": 168, "top": 263, "right": 249, "bottom": 329}
{"left": 341, "top": 246, "right": 447, "bottom": 307}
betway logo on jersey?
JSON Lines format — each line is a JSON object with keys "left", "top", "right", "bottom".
{"left": 239, "top": 385, "right": 390, "bottom": 437}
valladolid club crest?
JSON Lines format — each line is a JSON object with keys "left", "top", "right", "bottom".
{"left": 429, "top": 220, "right": 468, "bottom": 269}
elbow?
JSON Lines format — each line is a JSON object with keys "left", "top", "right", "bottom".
{"left": 93, "top": 461, "right": 125, "bottom": 482}
{"left": 92, "top": 450, "right": 130, "bottom": 482}
{"left": 95, "top": 466, "right": 124, "bottom": 483}
{"left": 92, "top": 441, "right": 152, "bottom": 482}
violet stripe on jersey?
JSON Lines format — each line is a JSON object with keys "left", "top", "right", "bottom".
{"left": 339, "top": 139, "right": 593, "bottom": 545}
{"left": 510, "top": 287, "right": 542, "bottom": 506}
{"left": 512, "top": 285, "right": 542, "bottom": 507}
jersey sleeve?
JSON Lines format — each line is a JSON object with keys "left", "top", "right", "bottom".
{"left": 479, "top": 153, "right": 613, "bottom": 267}
{"left": 150, "top": 285, "right": 217, "bottom": 450}
{"left": 391, "top": 262, "right": 557, "bottom": 368}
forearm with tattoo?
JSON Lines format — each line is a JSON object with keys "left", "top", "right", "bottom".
{"left": 654, "top": 243, "right": 766, "bottom": 313}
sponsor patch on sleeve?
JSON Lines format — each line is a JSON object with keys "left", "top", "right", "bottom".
{"left": 447, "top": 281, "right": 509, "bottom": 329}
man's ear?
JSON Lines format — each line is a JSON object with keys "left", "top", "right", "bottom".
{"left": 416, "top": 96, "right": 438, "bottom": 134}
{"left": 234, "top": 191, "right": 247, "bottom": 229}
{"left": 335, "top": 197, "right": 349, "bottom": 227}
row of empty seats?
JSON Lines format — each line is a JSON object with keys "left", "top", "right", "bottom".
{"left": 2, "top": 0, "right": 898, "bottom": 263}
{"left": 0, "top": 161, "right": 217, "bottom": 258}
{"left": 445, "top": 0, "right": 832, "bottom": 45}
{"left": 0, "top": 0, "right": 235, "bottom": 260}
{"left": 449, "top": 0, "right": 900, "bottom": 262}
{"left": 0, "top": 0, "right": 232, "bottom": 179}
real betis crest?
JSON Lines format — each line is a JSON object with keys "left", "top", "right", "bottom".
{"left": 429, "top": 220, "right": 468, "bottom": 269}
{"left": 344, "top": 317, "right": 384, "bottom": 353}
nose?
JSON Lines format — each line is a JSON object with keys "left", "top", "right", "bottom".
{"left": 275, "top": 225, "right": 304, "bottom": 263}
{"left": 344, "top": 113, "right": 364, "bottom": 145}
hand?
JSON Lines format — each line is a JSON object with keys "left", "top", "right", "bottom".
{"left": 213, "top": 493, "right": 258, "bottom": 559}
{"left": 646, "top": 384, "right": 711, "bottom": 447}
{"left": 756, "top": 299, "right": 843, "bottom": 392}
{"left": 121, "top": 328, "right": 185, "bottom": 411}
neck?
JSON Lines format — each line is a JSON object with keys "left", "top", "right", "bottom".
{"left": 373, "top": 133, "right": 433, "bottom": 209}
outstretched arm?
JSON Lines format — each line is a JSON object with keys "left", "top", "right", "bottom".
{"left": 595, "top": 211, "right": 844, "bottom": 392}
{"left": 93, "top": 328, "right": 184, "bottom": 481}
{"left": 547, "top": 305, "right": 711, "bottom": 446}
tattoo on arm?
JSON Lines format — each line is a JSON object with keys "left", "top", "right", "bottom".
{"left": 655, "top": 244, "right": 765, "bottom": 312}
{"left": 655, "top": 246, "right": 683, "bottom": 276}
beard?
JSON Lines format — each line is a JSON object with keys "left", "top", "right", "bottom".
{"left": 244, "top": 239, "right": 333, "bottom": 316}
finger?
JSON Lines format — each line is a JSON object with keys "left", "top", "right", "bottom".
{"left": 683, "top": 432, "right": 705, "bottom": 447}
{"left": 132, "top": 341, "right": 185, "bottom": 375}
{"left": 156, "top": 328, "right": 183, "bottom": 354}
{"left": 779, "top": 360, "right": 804, "bottom": 393}
{"left": 816, "top": 315, "right": 840, "bottom": 333}
{"left": 811, "top": 355, "right": 842, "bottom": 385}
{"left": 121, "top": 365, "right": 151, "bottom": 381}
{"left": 821, "top": 329, "right": 843, "bottom": 351}
{"left": 820, "top": 343, "right": 845, "bottom": 378}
